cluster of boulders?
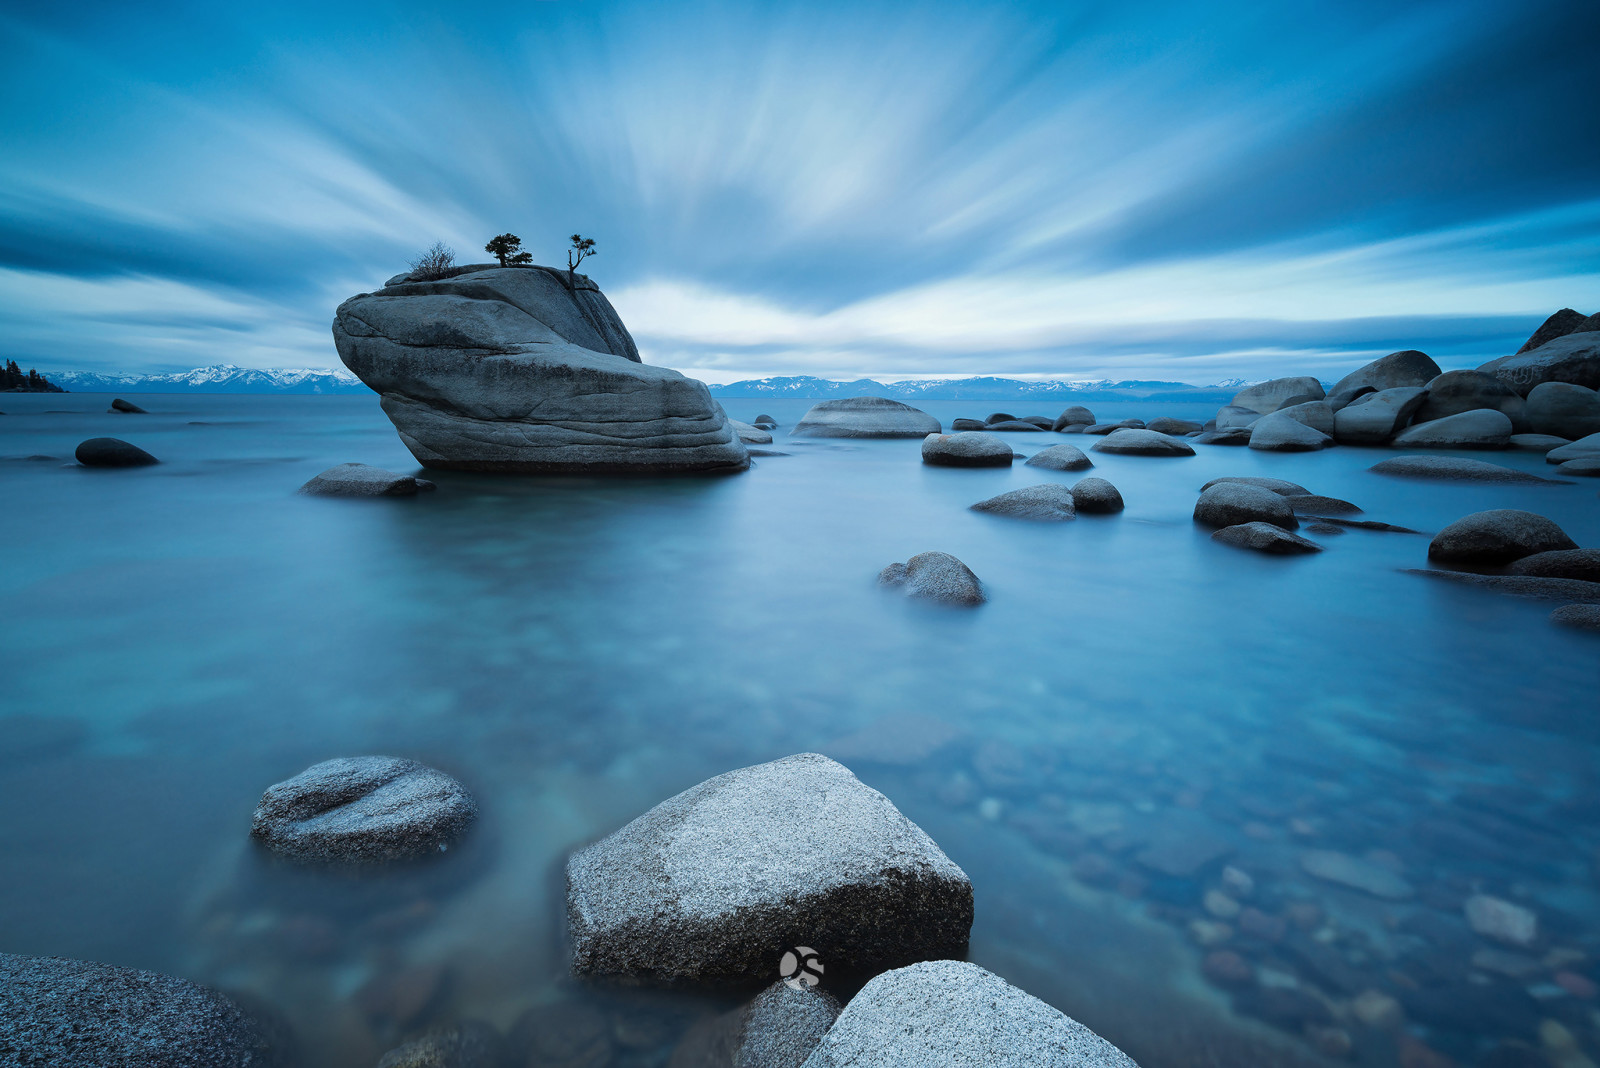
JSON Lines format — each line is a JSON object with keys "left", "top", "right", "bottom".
{"left": 1410, "top": 509, "right": 1600, "bottom": 630}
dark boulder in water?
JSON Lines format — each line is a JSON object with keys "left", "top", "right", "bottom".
{"left": 921, "top": 431, "right": 1013, "bottom": 467}
{"left": 75, "top": 437, "right": 158, "bottom": 467}
{"left": 970, "top": 484, "right": 1077, "bottom": 521}
{"left": 950, "top": 417, "right": 987, "bottom": 431}
{"left": 109, "top": 397, "right": 148, "bottom": 414}
{"left": 1092, "top": 428, "right": 1194, "bottom": 455}
{"left": 0, "top": 953, "right": 291, "bottom": 1067}
{"left": 251, "top": 756, "right": 478, "bottom": 865}
{"left": 1370, "top": 455, "right": 1561, "bottom": 483}
{"left": 1427, "top": 509, "right": 1576, "bottom": 565}
{"left": 878, "top": 552, "right": 986, "bottom": 606}
{"left": 1211, "top": 522, "right": 1323, "bottom": 555}
{"left": 1070, "top": 477, "right": 1124, "bottom": 513}
{"left": 1023, "top": 444, "right": 1092, "bottom": 471}
{"left": 1552, "top": 604, "right": 1600, "bottom": 631}
{"left": 1193, "top": 483, "right": 1298, "bottom": 530}
{"left": 299, "top": 462, "right": 430, "bottom": 497}
{"left": 1507, "top": 549, "right": 1600, "bottom": 583}
{"left": 377, "top": 1020, "right": 504, "bottom": 1068}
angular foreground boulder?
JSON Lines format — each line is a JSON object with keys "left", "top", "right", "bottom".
{"left": 798, "top": 961, "right": 1136, "bottom": 1068}
{"left": 0, "top": 953, "right": 290, "bottom": 1067}
{"left": 793, "top": 397, "right": 940, "bottom": 438}
{"left": 333, "top": 265, "right": 748, "bottom": 473}
{"left": 922, "top": 432, "right": 1013, "bottom": 467}
{"left": 299, "top": 462, "right": 432, "bottom": 497}
{"left": 566, "top": 754, "right": 973, "bottom": 983}
{"left": 252, "top": 756, "right": 477, "bottom": 864}
{"left": 878, "top": 553, "right": 986, "bottom": 606}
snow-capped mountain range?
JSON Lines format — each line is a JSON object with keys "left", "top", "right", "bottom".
{"left": 38, "top": 364, "right": 1262, "bottom": 401}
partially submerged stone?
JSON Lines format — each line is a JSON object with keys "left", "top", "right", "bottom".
{"left": 0, "top": 953, "right": 290, "bottom": 1067}
{"left": 793, "top": 398, "right": 940, "bottom": 439}
{"left": 1427, "top": 509, "right": 1576, "bottom": 565}
{"left": 1391, "top": 409, "right": 1514, "bottom": 449}
{"left": 669, "top": 981, "right": 840, "bottom": 1068}
{"left": 109, "top": 397, "right": 149, "bottom": 414}
{"left": 1052, "top": 405, "right": 1096, "bottom": 430}
{"left": 299, "top": 462, "right": 429, "bottom": 497}
{"left": 75, "top": 437, "right": 158, "bottom": 468}
{"left": 1248, "top": 411, "right": 1331, "bottom": 451}
{"left": 251, "top": 756, "right": 477, "bottom": 864}
{"left": 798, "top": 960, "right": 1136, "bottom": 1068}
{"left": 1508, "top": 549, "right": 1600, "bottom": 582}
{"left": 878, "top": 552, "right": 985, "bottom": 607}
{"left": 1552, "top": 604, "right": 1600, "bottom": 631}
{"left": 566, "top": 754, "right": 973, "bottom": 983}
{"left": 1300, "top": 850, "right": 1414, "bottom": 900}
{"left": 970, "top": 484, "right": 1077, "bottom": 521}
{"left": 1193, "top": 483, "right": 1298, "bottom": 530}
{"left": 1369, "top": 455, "right": 1560, "bottom": 483}
{"left": 1069, "top": 477, "right": 1123, "bottom": 514}
{"left": 1548, "top": 432, "right": 1600, "bottom": 463}
{"left": 1211, "top": 522, "right": 1323, "bottom": 555}
{"left": 1091, "top": 428, "right": 1194, "bottom": 456}
{"left": 1023, "top": 444, "right": 1092, "bottom": 471}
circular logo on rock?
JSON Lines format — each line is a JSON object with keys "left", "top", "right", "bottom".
{"left": 779, "top": 946, "right": 824, "bottom": 990}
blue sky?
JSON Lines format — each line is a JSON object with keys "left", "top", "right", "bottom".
{"left": 1, "top": 0, "right": 1597, "bottom": 383}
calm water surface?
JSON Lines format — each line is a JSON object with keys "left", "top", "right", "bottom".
{"left": 2, "top": 392, "right": 1597, "bottom": 1068}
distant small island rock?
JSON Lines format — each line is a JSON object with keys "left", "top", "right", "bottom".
{"left": 792, "top": 397, "right": 941, "bottom": 438}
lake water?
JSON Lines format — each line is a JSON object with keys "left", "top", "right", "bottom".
{"left": 2, "top": 391, "right": 1598, "bottom": 1068}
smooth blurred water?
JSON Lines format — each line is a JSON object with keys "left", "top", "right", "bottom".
{"left": 2, "top": 392, "right": 1597, "bottom": 1068}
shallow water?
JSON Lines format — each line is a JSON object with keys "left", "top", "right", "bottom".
{"left": 2, "top": 392, "right": 1598, "bottom": 1068}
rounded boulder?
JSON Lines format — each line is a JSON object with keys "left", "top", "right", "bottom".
{"left": 921, "top": 432, "right": 1014, "bottom": 467}
{"left": 1194, "top": 483, "right": 1298, "bottom": 530}
{"left": 75, "top": 437, "right": 158, "bottom": 467}
{"left": 1428, "top": 509, "right": 1577, "bottom": 565}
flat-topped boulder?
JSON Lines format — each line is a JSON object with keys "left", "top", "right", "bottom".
{"left": 1332, "top": 386, "right": 1425, "bottom": 444}
{"left": 1479, "top": 330, "right": 1600, "bottom": 393}
{"left": 0, "top": 953, "right": 290, "bottom": 1068}
{"left": 1092, "top": 428, "right": 1194, "bottom": 456}
{"left": 970, "top": 484, "right": 1077, "bottom": 521}
{"left": 251, "top": 756, "right": 477, "bottom": 865}
{"left": 1231, "top": 376, "right": 1325, "bottom": 415}
{"left": 299, "top": 462, "right": 432, "bottom": 497}
{"left": 1391, "top": 409, "right": 1513, "bottom": 449}
{"left": 566, "top": 753, "right": 973, "bottom": 983}
{"left": 1370, "top": 455, "right": 1560, "bottom": 483}
{"left": 799, "top": 961, "right": 1136, "bottom": 1068}
{"left": 879, "top": 552, "right": 985, "bottom": 606}
{"left": 1428, "top": 509, "right": 1577, "bottom": 565}
{"left": 1328, "top": 350, "right": 1440, "bottom": 408}
{"left": 333, "top": 265, "right": 748, "bottom": 474}
{"left": 793, "top": 398, "right": 940, "bottom": 438}
{"left": 922, "top": 432, "right": 1013, "bottom": 467}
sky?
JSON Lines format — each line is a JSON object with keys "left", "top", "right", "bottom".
{"left": 1, "top": 0, "right": 1597, "bottom": 384}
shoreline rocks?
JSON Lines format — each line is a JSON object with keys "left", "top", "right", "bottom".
{"left": 1248, "top": 411, "right": 1331, "bottom": 451}
{"left": 879, "top": 553, "right": 985, "bottom": 606}
{"left": 1370, "top": 456, "right": 1562, "bottom": 483}
{"left": 670, "top": 981, "right": 840, "bottom": 1068}
{"left": 1332, "top": 386, "right": 1425, "bottom": 444}
{"left": 1231, "top": 376, "right": 1325, "bottom": 415}
{"left": 251, "top": 757, "right": 478, "bottom": 865}
{"left": 794, "top": 398, "right": 940, "bottom": 439}
{"left": 1328, "top": 350, "right": 1440, "bottom": 409}
{"left": 566, "top": 753, "right": 974, "bottom": 984}
{"left": 332, "top": 265, "right": 749, "bottom": 474}
{"left": 1391, "top": 409, "right": 1513, "bottom": 449}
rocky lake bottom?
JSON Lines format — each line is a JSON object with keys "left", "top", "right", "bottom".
{"left": 2, "top": 392, "right": 1598, "bottom": 1068}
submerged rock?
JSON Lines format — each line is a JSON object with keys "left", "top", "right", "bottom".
{"left": 1211, "top": 522, "right": 1323, "bottom": 555}
{"left": 566, "top": 753, "right": 973, "bottom": 983}
{"left": 669, "top": 981, "right": 840, "bottom": 1068}
{"left": 1391, "top": 409, "right": 1514, "bottom": 449}
{"left": 1561, "top": 457, "right": 1600, "bottom": 476}
{"left": 1404, "top": 570, "right": 1600, "bottom": 602}
{"left": 1092, "top": 428, "right": 1194, "bottom": 456}
{"left": 1508, "top": 549, "right": 1600, "bottom": 582}
{"left": 878, "top": 552, "right": 986, "bottom": 607}
{"left": 333, "top": 266, "right": 748, "bottom": 473}
{"left": 1428, "top": 509, "right": 1576, "bottom": 565}
{"left": 1070, "top": 477, "right": 1124, "bottom": 514}
{"left": 75, "top": 437, "right": 158, "bottom": 467}
{"left": 970, "top": 484, "right": 1077, "bottom": 521}
{"left": 1369, "top": 455, "right": 1560, "bottom": 483}
{"left": 377, "top": 1020, "right": 504, "bottom": 1068}
{"left": 1023, "top": 444, "right": 1092, "bottom": 471}
{"left": 1465, "top": 894, "right": 1538, "bottom": 947}
{"left": 1299, "top": 850, "right": 1414, "bottom": 899}
{"left": 793, "top": 398, "right": 940, "bottom": 439}
{"left": 251, "top": 756, "right": 478, "bottom": 864}
{"left": 1231, "top": 376, "right": 1325, "bottom": 415}
{"left": 921, "top": 432, "right": 1014, "bottom": 467}
{"left": 1193, "top": 483, "right": 1298, "bottom": 530}
{"left": 1248, "top": 411, "right": 1331, "bottom": 451}
{"left": 0, "top": 953, "right": 290, "bottom": 1067}
{"left": 1552, "top": 604, "right": 1600, "bottom": 631}
{"left": 299, "top": 462, "right": 429, "bottom": 497}
{"left": 109, "top": 397, "right": 149, "bottom": 414}
{"left": 797, "top": 960, "right": 1136, "bottom": 1068}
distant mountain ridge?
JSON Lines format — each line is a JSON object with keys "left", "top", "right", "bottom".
{"left": 46, "top": 365, "right": 366, "bottom": 394}
{"left": 39, "top": 364, "right": 1267, "bottom": 401}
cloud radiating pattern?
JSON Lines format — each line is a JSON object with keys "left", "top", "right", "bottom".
{"left": 1, "top": 0, "right": 1597, "bottom": 380}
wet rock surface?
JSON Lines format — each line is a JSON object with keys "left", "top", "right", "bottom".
{"left": 1370, "top": 456, "right": 1562, "bottom": 482}
{"left": 1069, "top": 477, "right": 1124, "bottom": 514}
{"left": 1023, "top": 444, "right": 1093, "bottom": 471}
{"left": 1092, "top": 428, "right": 1195, "bottom": 456}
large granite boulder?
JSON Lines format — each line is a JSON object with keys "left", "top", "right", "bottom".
{"left": 1548, "top": 432, "right": 1600, "bottom": 463}
{"left": 793, "top": 398, "right": 940, "bottom": 438}
{"left": 1413, "top": 370, "right": 1525, "bottom": 426}
{"left": 0, "top": 953, "right": 290, "bottom": 1067}
{"left": 1023, "top": 444, "right": 1092, "bottom": 471}
{"left": 1092, "top": 428, "right": 1194, "bottom": 456}
{"left": 251, "top": 757, "right": 477, "bottom": 865}
{"left": 1214, "top": 405, "right": 1263, "bottom": 430}
{"left": 1525, "top": 382, "right": 1600, "bottom": 439}
{"left": 565, "top": 753, "right": 973, "bottom": 983}
{"left": 1428, "top": 509, "right": 1577, "bottom": 565}
{"left": 798, "top": 960, "right": 1136, "bottom": 1068}
{"left": 1332, "top": 387, "right": 1426, "bottom": 444}
{"left": 970, "top": 484, "right": 1077, "bottom": 521}
{"left": 1391, "top": 409, "right": 1513, "bottom": 449}
{"left": 1516, "top": 309, "right": 1590, "bottom": 354}
{"left": 1248, "top": 411, "right": 1331, "bottom": 451}
{"left": 332, "top": 265, "right": 748, "bottom": 473}
{"left": 1275, "top": 400, "right": 1335, "bottom": 435}
{"left": 1052, "top": 405, "right": 1096, "bottom": 430}
{"left": 76, "top": 437, "right": 158, "bottom": 467}
{"left": 669, "top": 982, "right": 840, "bottom": 1068}
{"left": 1069, "top": 477, "right": 1124, "bottom": 513}
{"left": 1327, "top": 350, "right": 1441, "bottom": 409}
{"left": 1231, "top": 376, "right": 1325, "bottom": 415}
{"left": 878, "top": 553, "right": 985, "bottom": 606}
{"left": 1479, "top": 330, "right": 1600, "bottom": 394}
{"left": 1194, "top": 483, "right": 1298, "bottom": 530}
{"left": 1369, "top": 455, "right": 1560, "bottom": 483}
{"left": 921, "top": 432, "right": 1013, "bottom": 467}
{"left": 299, "top": 462, "right": 431, "bottom": 497}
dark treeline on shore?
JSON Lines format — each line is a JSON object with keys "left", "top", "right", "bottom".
{"left": 1, "top": 360, "right": 64, "bottom": 393}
